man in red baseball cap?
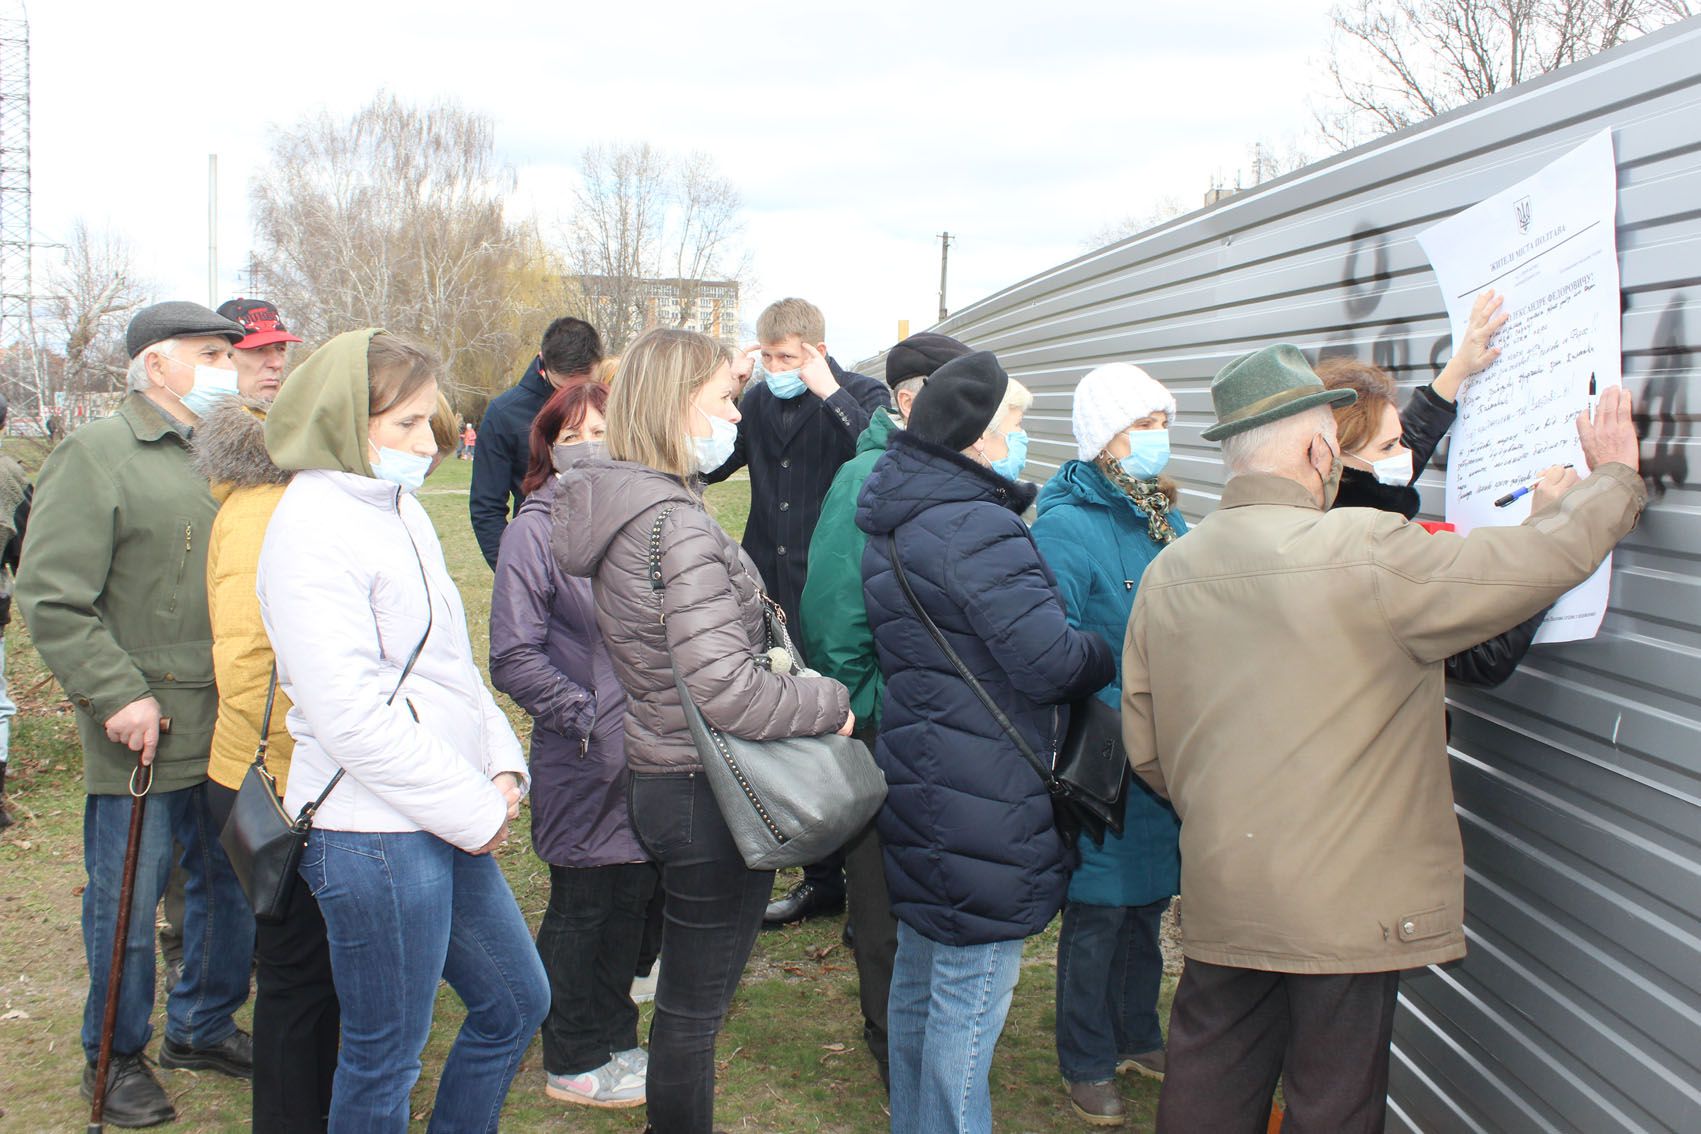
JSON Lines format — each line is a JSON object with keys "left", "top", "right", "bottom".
{"left": 216, "top": 298, "right": 303, "bottom": 403}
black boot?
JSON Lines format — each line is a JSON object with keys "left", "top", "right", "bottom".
{"left": 80, "top": 1052, "right": 177, "bottom": 1128}
{"left": 0, "top": 762, "right": 12, "bottom": 829}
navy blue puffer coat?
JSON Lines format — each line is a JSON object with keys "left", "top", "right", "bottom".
{"left": 856, "top": 432, "right": 1115, "bottom": 946}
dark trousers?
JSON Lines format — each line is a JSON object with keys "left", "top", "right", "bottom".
{"left": 1055, "top": 898, "right": 1169, "bottom": 1083}
{"left": 843, "top": 816, "right": 897, "bottom": 1077}
{"left": 253, "top": 851, "right": 340, "bottom": 1133}
{"left": 206, "top": 780, "right": 340, "bottom": 1133}
{"left": 535, "top": 861, "right": 657, "bottom": 1075}
{"left": 1157, "top": 959, "right": 1400, "bottom": 1134}
{"left": 636, "top": 884, "right": 665, "bottom": 978}
{"left": 630, "top": 771, "right": 773, "bottom": 1134}
{"left": 800, "top": 847, "right": 847, "bottom": 903}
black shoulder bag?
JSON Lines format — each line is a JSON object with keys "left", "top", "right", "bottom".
{"left": 885, "top": 531, "right": 1129, "bottom": 848}
{"left": 221, "top": 523, "right": 434, "bottom": 923}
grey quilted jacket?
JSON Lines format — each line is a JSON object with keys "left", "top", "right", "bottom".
{"left": 551, "top": 458, "right": 850, "bottom": 773}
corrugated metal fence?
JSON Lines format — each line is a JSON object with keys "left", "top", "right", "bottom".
{"left": 861, "top": 20, "right": 1700, "bottom": 1132}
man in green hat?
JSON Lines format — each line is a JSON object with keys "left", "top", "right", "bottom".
{"left": 1119, "top": 344, "right": 1646, "bottom": 1132}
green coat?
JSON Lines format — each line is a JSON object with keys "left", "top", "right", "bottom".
{"left": 18, "top": 393, "right": 219, "bottom": 794}
{"left": 798, "top": 406, "right": 898, "bottom": 724}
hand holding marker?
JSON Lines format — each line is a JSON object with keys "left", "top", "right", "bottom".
{"left": 1495, "top": 466, "right": 1574, "bottom": 508}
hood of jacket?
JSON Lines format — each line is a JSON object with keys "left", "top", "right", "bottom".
{"left": 264, "top": 328, "right": 382, "bottom": 476}
{"left": 553, "top": 458, "right": 699, "bottom": 579}
{"left": 856, "top": 406, "right": 900, "bottom": 457}
{"left": 193, "top": 397, "right": 292, "bottom": 504}
{"left": 855, "top": 430, "right": 1036, "bottom": 538}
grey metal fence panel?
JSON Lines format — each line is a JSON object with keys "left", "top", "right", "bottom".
{"left": 861, "top": 20, "right": 1700, "bottom": 1132}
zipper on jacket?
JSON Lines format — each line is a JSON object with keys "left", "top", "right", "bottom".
{"left": 167, "top": 521, "right": 192, "bottom": 613}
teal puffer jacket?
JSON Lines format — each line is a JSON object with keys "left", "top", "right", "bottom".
{"left": 1031, "top": 460, "right": 1184, "bottom": 908}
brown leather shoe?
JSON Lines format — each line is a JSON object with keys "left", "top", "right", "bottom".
{"left": 1116, "top": 1047, "right": 1166, "bottom": 1081}
{"left": 1066, "top": 1078, "right": 1127, "bottom": 1126}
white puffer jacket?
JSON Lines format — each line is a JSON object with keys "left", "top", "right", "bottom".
{"left": 258, "top": 469, "right": 525, "bottom": 851}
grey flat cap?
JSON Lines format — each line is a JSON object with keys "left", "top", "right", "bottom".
{"left": 126, "top": 301, "right": 246, "bottom": 358}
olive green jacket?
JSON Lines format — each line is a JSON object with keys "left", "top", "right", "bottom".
{"left": 18, "top": 394, "right": 219, "bottom": 794}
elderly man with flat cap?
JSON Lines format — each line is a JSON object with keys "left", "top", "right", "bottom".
{"left": 19, "top": 301, "right": 258, "bottom": 1127}
{"left": 1119, "top": 345, "right": 1646, "bottom": 1132}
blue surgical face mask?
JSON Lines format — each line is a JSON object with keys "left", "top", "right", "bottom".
{"left": 691, "top": 407, "right": 738, "bottom": 474}
{"left": 760, "top": 362, "right": 808, "bottom": 400}
{"left": 370, "top": 444, "right": 431, "bottom": 493}
{"left": 991, "top": 429, "right": 1029, "bottom": 481}
{"left": 1118, "top": 428, "right": 1171, "bottom": 480}
{"left": 157, "top": 354, "right": 239, "bottom": 417}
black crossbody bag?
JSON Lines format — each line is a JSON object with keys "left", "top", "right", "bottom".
{"left": 885, "top": 531, "right": 1129, "bottom": 848}
{"left": 221, "top": 523, "right": 434, "bottom": 922}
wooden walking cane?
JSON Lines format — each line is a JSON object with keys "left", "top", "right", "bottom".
{"left": 88, "top": 721, "right": 166, "bottom": 1133}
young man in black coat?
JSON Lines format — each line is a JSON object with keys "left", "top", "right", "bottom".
{"left": 470, "top": 317, "right": 603, "bottom": 568}
{"left": 703, "top": 297, "right": 891, "bottom": 926}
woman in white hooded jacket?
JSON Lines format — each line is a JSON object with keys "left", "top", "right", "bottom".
{"left": 256, "top": 329, "right": 548, "bottom": 1134}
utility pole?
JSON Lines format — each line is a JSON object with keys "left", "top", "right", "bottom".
{"left": 937, "top": 231, "right": 952, "bottom": 322}
{"left": 207, "top": 154, "right": 217, "bottom": 306}
{"left": 0, "top": 4, "right": 39, "bottom": 406}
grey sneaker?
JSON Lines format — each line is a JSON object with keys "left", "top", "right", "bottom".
{"left": 1115, "top": 1048, "right": 1166, "bottom": 1081}
{"left": 546, "top": 1056, "right": 646, "bottom": 1108}
{"left": 1066, "top": 1078, "right": 1127, "bottom": 1126}
{"left": 613, "top": 1045, "right": 649, "bottom": 1078}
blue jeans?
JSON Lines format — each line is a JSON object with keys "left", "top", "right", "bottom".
{"left": 1055, "top": 898, "right": 1170, "bottom": 1082}
{"left": 80, "top": 784, "right": 254, "bottom": 1062}
{"left": 300, "top": 829, "right": 548, "bottom": 1134}
{"left": 887, "top": 922, "right": 1024, "bottom": 1134}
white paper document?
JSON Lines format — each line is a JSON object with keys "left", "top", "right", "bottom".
{"left": 1416, "top": 130, "right": 1622, "bottom": 644}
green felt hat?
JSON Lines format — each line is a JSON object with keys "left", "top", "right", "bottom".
{"left": 1200, "top": 344, "right": 1357, "bottom": 442}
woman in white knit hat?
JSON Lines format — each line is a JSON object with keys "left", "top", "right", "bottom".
{"left": 1030, "top": 361, "right": 1187, "bottom": 1127}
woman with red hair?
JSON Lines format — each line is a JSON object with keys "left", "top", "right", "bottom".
{"left": 489, "top": 381, "right": 657, "bottom": 1110}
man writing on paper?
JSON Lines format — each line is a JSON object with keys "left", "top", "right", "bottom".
{"left": 1120, "top": 344, "right": 1645, "bottom": 1133}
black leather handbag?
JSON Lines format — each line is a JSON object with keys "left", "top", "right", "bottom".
{"left": 886, "top": 532, "right": 1129, "bottom": 847}
{"left": 219, "top": 668, "right": 341, "bottom": 924}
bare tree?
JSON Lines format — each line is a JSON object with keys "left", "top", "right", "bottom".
{"left": 251, "top": 93, "right": 540, "bottom": 403}
{"left": 19, "top": 222, "right": 148, "bottom": 419}
{"left": 669, "top": 153, "right": 749, "bottom": 334}
{"left": 1319, "top": 0, "right": 1693, "bottom": 148}
{"left": 565, "top": 143, "right": 668, "bottom": 352}
{"left": 566, "top": 144, "right": 747, "bottom": 351}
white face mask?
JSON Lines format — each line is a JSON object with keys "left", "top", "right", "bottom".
{"left": 155, "top": 354, "right": 239, "bottom": 417}
{"left": 691, "top": 407, "right": 738, "bottom": 474}
{"left": 1369, "top": 450, "right": 1414, "bottom": 487}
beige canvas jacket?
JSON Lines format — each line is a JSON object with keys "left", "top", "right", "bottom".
{"left": 1121, "top": 464, "right": 1645, "bottom": 974}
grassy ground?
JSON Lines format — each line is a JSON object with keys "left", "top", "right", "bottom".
{"left": 0, "top": 447, "right": 1173, "bottom": 1132}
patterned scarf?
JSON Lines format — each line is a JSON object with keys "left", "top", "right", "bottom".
{"left": 1094, "top": 455, "right": 1180, "bottom": 546}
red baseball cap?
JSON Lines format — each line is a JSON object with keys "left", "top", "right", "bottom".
{"left": 216, "top": 298, "right": 303, "bottom": 350}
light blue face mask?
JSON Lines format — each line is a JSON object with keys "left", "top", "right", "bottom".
{"left": 157, "top": 355, "right": 239, "bottom": 417}
{"left": 370, "top": 445, "right": 432, "bottom": 493}
{"left": 759, "top": 361, "right": 808, "bottom": 400}
{"left": 692, "top": 408, "right": 739, "bottom": 474}
{"left": 991, "top": 429, "right": 1029, "bottom": 481}
{"left": 1118, "top": 428, "right": 1171, "bottom": 480}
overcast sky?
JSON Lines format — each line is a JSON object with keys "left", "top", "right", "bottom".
{"left": 30, "top": 0, "right": 1337, "bottom": 365}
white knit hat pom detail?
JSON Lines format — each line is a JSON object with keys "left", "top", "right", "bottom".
{"left": 1071, "top": 363, "right": 1178, "bottom": 462}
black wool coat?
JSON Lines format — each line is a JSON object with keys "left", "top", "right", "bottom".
{"left": 704, "top": 358, "right": 890, "bottom": 645}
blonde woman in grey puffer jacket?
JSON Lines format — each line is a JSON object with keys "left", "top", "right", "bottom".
{"left": 552, "top": 328, "right": 852, "bottom": 1134}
